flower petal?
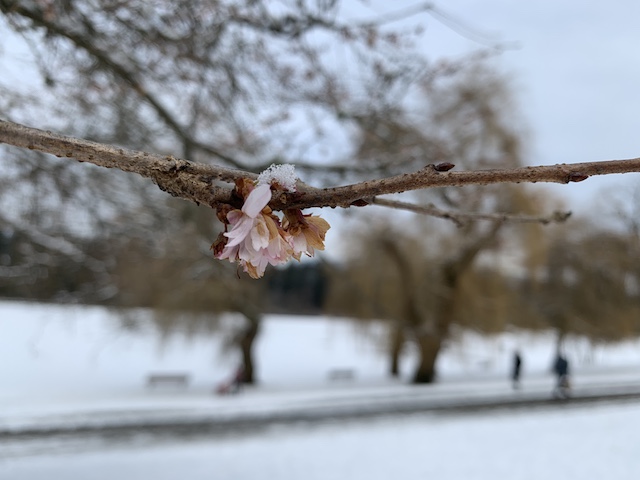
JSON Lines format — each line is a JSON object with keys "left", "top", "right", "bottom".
{"left": 290, "top": 233, "right": 308, "bottom": 254}
{"left": 224, "top": 215, "right": 256, "bottom": 247}
{"left": 250, "top": 215, "right": 270, "bottom": 251}
{"left": 217, "top": 242, "right": 239, "bottom": 260}
{"left": 242, "top": 184, "right": 272, "bottom": 218}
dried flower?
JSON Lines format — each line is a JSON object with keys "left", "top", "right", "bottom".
{"left": 214, "top": 165, "right": 330, "bottom": 278}
{"left": 284, "top": 209, "right": 331, "bottom": 259}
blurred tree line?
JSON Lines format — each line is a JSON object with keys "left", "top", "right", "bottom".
{"left": 325, "top": 213, "right": 640, "bottom": 381}
{"left": 0, "top": 223, "right": 325, "bottom": 311}
{"left": 3, "top": 208, "right": 640, "bottom": 384}
{"left": 1, "top": 1, "right": 639, "bottom": 384}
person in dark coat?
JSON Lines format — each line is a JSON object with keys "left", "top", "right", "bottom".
{"left": 553, "top": 354, "right": 570, "bottom": 398}
{"left": 512, "top": 351, "right": 522, "bottom": 389}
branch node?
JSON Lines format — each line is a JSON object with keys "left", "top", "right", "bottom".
{"left": 433, "top": 162, "right": 455, "bottom": 172}
{"left": 553, "top": 211, "right": 572, "bottom": 222}
{"left": 568, "top": 172, "right": 589, "bottom": 183}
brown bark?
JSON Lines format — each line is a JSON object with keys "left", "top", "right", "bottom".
{"left": 411, "top": 221, "right": 504, "bottom": 383}
{"left": 238, "top": 313, "right": 260, "bottom": 384}
{"left": 413, "top": 334, "right": 442, "bottom": 383}
{"left": 2, "top": 119, "right": 640, "bottom": 213}
{"left": 381, "top": 238, "right": 423, "bottom": 379}
{"left": 389, "top": 321, "right": 405, "bottom": 377}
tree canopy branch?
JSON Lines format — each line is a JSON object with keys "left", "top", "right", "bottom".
{"left": 0, "top": 0, "right": 245, "bottom": 168}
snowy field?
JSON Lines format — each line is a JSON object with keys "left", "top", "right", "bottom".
{"left": 4, "top": 402, "right": 640, "bottom": 480}
{"left": 2, "top": 300, "right": 640, "bottom": 479}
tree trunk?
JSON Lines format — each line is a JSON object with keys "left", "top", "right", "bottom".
{"left": 413, "top": 334, "right": 442, "bottom": 383}
{"left": 554, "top": 328, "right": 566, "bottom": 360}
{"left": 238, "top": 313, "right": 261, "bottom": 384}
{"left": 410, "top": 221, "right": 505, "bottom": 384}
{"left": 389, "top": 321, "right": 404, "bottom": 377}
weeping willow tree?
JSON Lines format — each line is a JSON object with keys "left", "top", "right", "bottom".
{"left": 325, "top": 61, "right": 549, "bottom": 383}
{"left": 518, "top": 219, "right": 640, "bottom": 352}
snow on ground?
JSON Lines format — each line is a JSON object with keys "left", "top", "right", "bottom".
{"left": 3, "top": 300, "right": 640, "bottom": 390}
{"left": 2, "top": 300, "right": 640, "bottom": 479}
{"left": 4, "top": 401, "right": 640, "bottom": 480}
{"left": 2, "top": 300, "right": 640, "bottom": 424}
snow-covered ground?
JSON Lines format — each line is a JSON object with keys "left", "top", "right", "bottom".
{"left": 5, "top": 402, "right": 640, "bottom": 480}
{"left": 2, "top": 300, "right": 640, "bottom": 479}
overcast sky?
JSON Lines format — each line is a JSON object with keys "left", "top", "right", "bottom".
{"left": 2, "top": 2, "right": 638, "bottom": 216}
{"left": 352, "top": 1, "right": 640, "bottom": 213}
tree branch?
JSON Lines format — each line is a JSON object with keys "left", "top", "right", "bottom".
{"left": 2, "top": 119, "right": 640, "bottom": 213}
{"left": 372, "top": 197, "right": 571, "bottom": 226}
{"left": 0, "top": 119, "right": 252, "bottom": 208}
{"left": 294, "top": 162, "right": 638, "bottom": 209}
{"left": 0, "top": 0, "right": 245, "bottom": 168}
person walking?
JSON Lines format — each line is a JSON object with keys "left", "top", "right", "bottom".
{"left": 512, "top": 350, "right": 522, "bottom": 390}
{"left": 553, "top": 354, "right": 570, "bottom": 399}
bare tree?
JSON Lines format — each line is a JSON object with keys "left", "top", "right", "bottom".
{"left": 0, "top": 0, "right": 442, "bottom": 285}
{"left": 0, "top": 0, "right": 451, "bottom": 382}
{"left": 525, "top": 221, "right": 640, "bottom": 348}
{"left": 2, "top": 1, "right": 640, "bottom": 384}
{"left": 323, "top": 62, "right": 541, "bottom": 383}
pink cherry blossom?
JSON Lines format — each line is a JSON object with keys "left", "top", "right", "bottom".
{"left": 213, "top": 167, "right": 330, "bottom": 279}
{"left": 225, "top": 183, "right": 272, "bottom": 245}
{"left": 216, "top": 183, "right": 293, "bottom": 278}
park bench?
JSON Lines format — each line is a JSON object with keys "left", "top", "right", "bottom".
{"left": 327, "top": 368, "right": 355, "bottom": 381}
{"left": 146, "top": 373, "right": 190, "bottom": 389}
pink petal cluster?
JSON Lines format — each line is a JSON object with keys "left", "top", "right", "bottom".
{"left": 213, "top": 182, "right": 330, "bottom": 279}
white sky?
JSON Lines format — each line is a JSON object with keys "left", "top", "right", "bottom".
{"left": 2, "top": 2, "right": 638, "bottom": 220}
{"left": 350, "top": 1, "right": 640, "bottom": 213}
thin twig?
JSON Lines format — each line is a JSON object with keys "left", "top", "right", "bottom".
{"left": 372, "top": 197, "right": 571, "bottom": 226}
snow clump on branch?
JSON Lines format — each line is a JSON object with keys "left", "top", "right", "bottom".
{"left": 257, "top": 163, "right": 298, "bottom": 192}
{"left": 211, "top": 165, "right": 330, "bottom": 279}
